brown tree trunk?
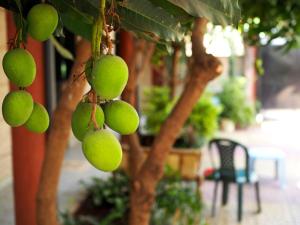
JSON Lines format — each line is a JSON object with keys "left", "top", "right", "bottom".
{"left": 120, "top": 35, "right": 155, "bottom": 177}
{"left": 129, "top": 18, "right": 223, "bottom": 225}
{"left": 36, "top": 39, "right": 91, "bottom": 225}
{"left": 169, "top": 45, "right": 180, "bottom": 99}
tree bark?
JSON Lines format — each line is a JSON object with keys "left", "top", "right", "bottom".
{"left": 36, "top": 39, "right": 91, "bottom": 225}
{"left": 129, "top": 18, "right": 223, "bottom": 225}
{"left": 121, "top": 36, "right": 155, "bottom": 177}
{"left": 169, "top": 45, "right": 180, "bottom": 99}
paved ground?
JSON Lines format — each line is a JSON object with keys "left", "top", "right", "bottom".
{"left": 202, "top": 110, "right": 300, "bottom": 225}
{"left": 0, "top": 143, "right": 108, "bottom": 225}
{"left": 1, "top": 109, "right": 300, "bottom": 225}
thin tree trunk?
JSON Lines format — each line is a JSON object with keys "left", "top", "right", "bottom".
{"left": 121, "top": 36, "right": 155, "bottom": 177}
{"left": 36, "top": 39, "right": 91, "bottom": 225}
{"left": 129, "top": 18, "right": 223, "bottom": 225}
{"left": 169, "top": 45, "right": 180, "bottom": 99}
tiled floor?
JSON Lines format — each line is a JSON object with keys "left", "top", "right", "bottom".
{"left": 0, "top": 144, "right": 107, "bottom": 225}
{"left": 201, "top": 110, "right": 300, "bottom": 225}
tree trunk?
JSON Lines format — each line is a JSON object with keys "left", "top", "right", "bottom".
{"left": 129, "top": 18, "right": 223, "bottom": 225}
{"left": 36, "top": 39, "right": 91, "bottom": 225}
{"left": 120, "top": 35, "right": 155, "bottom": 177}
{"left": 169, "top": 45, "right": 180, "bottom": 99}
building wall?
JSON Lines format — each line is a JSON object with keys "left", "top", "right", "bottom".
{"left": 258, "top": 45, "right": 300, "bottom": 109}
{"left": 0, "top": 8, "right": 12, "bottom": 183}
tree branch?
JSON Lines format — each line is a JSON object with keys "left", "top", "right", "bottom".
{"left": 121, "top": 37, "right": 155, "bottom": 177}
{"left": 129, "top": 18, "right": 223, "bottom": 225}
{"left": 169, "top": 44, "right": 180, "bottom": 98}
{"left": 36, "top": 39, "right": 91, "bottom": 225}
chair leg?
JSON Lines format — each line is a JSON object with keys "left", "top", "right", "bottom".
{"left": 222, "top": 181, "right": 230, "bottom": 206}
{"left": 237, "top": 183, "right": 243, "bottom": 222}
{"left": 211, "top": 180, "right": 219, "bottom": 217}
{"left": 255, "top": 181, "right": 261, "bottom": 213}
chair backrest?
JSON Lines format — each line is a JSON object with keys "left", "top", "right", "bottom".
{"left": 208, "top": 138, "right": 250, "bottom": 182}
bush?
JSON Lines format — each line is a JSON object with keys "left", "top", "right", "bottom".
{"left": 61, "top": 170, "right": 204, "bottom": 225}
{"left": 142, "top": 87, "right": 221, "bottom": 148}
{"left": 216, "top": 76, "right": 255, "bottom": 127}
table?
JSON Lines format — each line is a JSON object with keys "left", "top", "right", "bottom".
{"left": 248, "top": 147, "right": 286, "bottom": 188}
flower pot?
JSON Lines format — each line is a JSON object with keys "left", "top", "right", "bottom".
{"left": 220, "top": 118, "right": 235, "bottom": 132}
{"left": 121, "top": 146, "right": 202, "bottom": 180}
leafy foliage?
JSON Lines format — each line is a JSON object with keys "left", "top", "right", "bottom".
{"left": 167, "top": 0, "right": 241, "bottom": 26}
{"left": 1, "top": 0, "right": 241, "bottom": 44}
{"left": 61, "top": 170, "right": 203, "bottom": 225}
{"left": 118, "top": 0, "right": 240, "bottom": 42}
{"left": 182, "top": 93, "right": 222, "bottom": 147}
{"left": 151, "top": 175, "right": 203, "bottom": 225}
{"left": 117, "top": 0, "right": 185, "bottom": 42}
{"left": 142, "top": 87, "right": 221, "bottom": 147}
{"left": 51, "top": 0, "right": 93, "bottom": 40}
{"left": 142, "top": 87, "right": 175, "bottom": 134}
{"left": 216, "top": 76, "right": 255, "bottom": 127}
{"left": 240, "top": 0, "right": 300, "bottom": 50}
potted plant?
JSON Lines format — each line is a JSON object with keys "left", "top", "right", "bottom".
{"left": 122, "top": 87, "right": 221, "bottom": 179}
{"left": 61, "top": 170, "right": 204, "bottom": 225}
{"left": 216, "top": 76, "right": 256, "bottom": 131}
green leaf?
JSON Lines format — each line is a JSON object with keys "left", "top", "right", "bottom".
{"left": 150, "top": 0, "right": 193, "bottom": 24}
{"left": 166, "top": 0, "right": 241, "bottom": 26}
{"left": 117, "top": 0, "right": 185, "bottom": 42}
{"left": 69, "top": 0, "right": 99, "bottom": 18}
{"left": 50, "top": 0, "right": 93, "bottom": 40}
{"left": 50, "top": 35, "right": 74, "bottom": 60}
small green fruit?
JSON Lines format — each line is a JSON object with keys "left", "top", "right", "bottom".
{"left": 82, "top": 129, "right": 122, "bottom": 172}
{"left": 25, "top": 102, "right": 49, "bottom": 133}
{"left": 103, "top": 100, "right": 139, "bottom": 135}
{"left": 2, "top": 48, "right": 36, "bottom": 87}
{"left": 27, "top": 3, "right": 58, "bottom": 41}
{"left": 71, "top": 102, "right": 104, "bottom": 141}
{"left": 91, "top": 55, "right": 128, "bottom": 100}
{"left": 2, "top": 90, "right": 33, "bottom": 127}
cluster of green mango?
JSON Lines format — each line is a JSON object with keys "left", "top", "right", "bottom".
{"left": 1, "top": 3, "right": 59, "bottom": 132}
{"left": 72, "top": 55, "right": 139, "bottom": 172}
{"left": 1, "top": 3, "right": 138, "bottom": 172}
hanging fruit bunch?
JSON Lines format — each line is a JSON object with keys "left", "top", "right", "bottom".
{"left": 1, "top": 3, "right": 59, "bottom": 133}
{"left": 1, "top": 1, "right": 139, "bottom": 172}
{"left": 71, "top": 0, "right": 139, "bottom": 172}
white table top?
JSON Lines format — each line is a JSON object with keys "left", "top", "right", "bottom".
{"left": 248, "top": 147, "right": 285, "bottom": 160}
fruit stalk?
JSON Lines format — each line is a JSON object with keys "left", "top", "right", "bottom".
{"left": 100, "top": 0, "right": 113, "bottom": 54}
{"left": 92, "top": 0, "right": 106, "bottom": 58}
{"left": 90, "top": 90, "right": 100, "bottom": 130}
{"left": 90, "top": 0, "right": 106, "bottom": 128}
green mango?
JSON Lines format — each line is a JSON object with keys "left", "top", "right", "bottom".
{"left": 27, "top": 3, "right": 58, "bottom": 41}
{"left": 90, "top": 55, "right": 128, "bottom": 100}
{"left": 2, "top": 48, "right": 36, "bottom": 87}
{"left": 82, "top": 130, "right": 122, "bottom": 172}
{"left": 25, "top": 102, "right": 49, "bottom": 133}
{"left": 71, "top": 102, "right": 104, "bottom": 141}
{"left": 103, "top": 100, "right": 139, "bottom": 135}
{"left": 2, "top": 90, "right": 33, "bottom": 127}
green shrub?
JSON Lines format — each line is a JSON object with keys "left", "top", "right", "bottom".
{"left": 61, "top": 170, "right": 204, "bottom": 225}
{"left": 142, "top": 87, "right": 221, "bottom": 147}
{"left": 217, "top": 76, "right": 255, "bottom": 127}
{"left": 142, "top": 87, "right": 175, "bottom": 134}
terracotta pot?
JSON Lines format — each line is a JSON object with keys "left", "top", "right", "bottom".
{"left": 220, "top": 118, "right": 235, "bottom": 132}
{"left": 121, "top": 146, "right": 202, "bottom": 180}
